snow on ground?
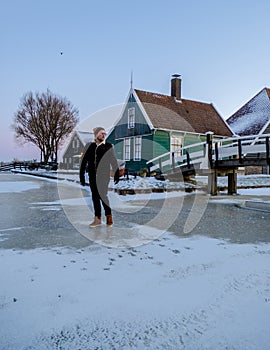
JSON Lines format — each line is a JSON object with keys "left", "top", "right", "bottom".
{"left": 10, "top": 168, "right": 270, "bottom": 193}
{"left": 1, "top": 233, "right": 270, "bottom": 350}
{"left": 196, "top": 174, "right": 270, "bottom": 189}
{"left": 238, "top": 187, "right": 270, "bottom": 196}
{"left": 0, "top": 173, "right": 270, "bottom": 349}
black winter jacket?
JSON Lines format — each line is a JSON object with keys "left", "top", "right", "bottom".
{"left": 79, "top": 142, "right": 119, "bottom": 185}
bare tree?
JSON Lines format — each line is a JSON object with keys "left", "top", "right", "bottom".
{"left": 12, "top": 90, "right": 79, "bottom": 163}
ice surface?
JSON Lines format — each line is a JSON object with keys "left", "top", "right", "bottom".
{"left": 0, "top": 180, "right": 40, "bottom": 193}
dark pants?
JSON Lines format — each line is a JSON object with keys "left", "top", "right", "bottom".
{"left": 89, "top": 177, "right": 111, "bottom": 217}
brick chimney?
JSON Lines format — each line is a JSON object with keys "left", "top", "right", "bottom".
{"left": 171, "top": 74, "right": 181, "bottom": 100}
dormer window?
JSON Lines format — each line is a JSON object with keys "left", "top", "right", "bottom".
{"left": 128, "top": 107, "right": 135, "bottom": 129}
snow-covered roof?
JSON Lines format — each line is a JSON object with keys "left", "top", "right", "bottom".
{"left": 227, "top": 88, "right": 270, "bottom": 136}
{"left": 77, "top": 131, "right": 93, "bottom": 145}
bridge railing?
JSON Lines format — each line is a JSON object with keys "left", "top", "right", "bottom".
{"left": 213, "top": 133, "right": 270, "bottom": 162}
{"left": 146, "top": 140, "right": 207, "bottom": 173}
{"left": 147, "top": 133, "right": 270, "bottom": 174}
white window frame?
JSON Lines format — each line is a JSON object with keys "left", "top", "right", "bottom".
{"left": 128, "top": 107, "right": 135, "bottom": 129}
{"left": 124, "top": 138, "right": 131, "bottom": 161}
{"left": 134, "top": 136, "right": 142, "bottom": 161}
{"left": 171, "top": 135, "right": 183, "bottom": 159}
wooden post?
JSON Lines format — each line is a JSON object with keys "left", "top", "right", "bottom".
{"left": 266, "top": 136, "right": 269, "bottom": 164}
{"left": 228, "top": 169, "right": 237, "bottom": 195}
{"left": 206, "top": 132, "right": 217, "bottom": 195}
{"left": 215, "top": 142, "right": 219, "bottom": 162}
{"left": 206, "top": 132, "right": 214, "bottom": 169}
{"left": 172, "top": 152, "right": 175, "bottom": 169}
{"left": 208, "top": 169, "right": 217, "bottom": 195}
{"left": 186, "top": 151, "right": 191, "bottom": 169}
{"left": 238, "top": 139, "right": 243, "bottom": 163}
{"left": 158, "top": 158, "right": 162, "bottom": 173}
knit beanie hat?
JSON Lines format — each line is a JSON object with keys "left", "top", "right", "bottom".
{"left": 93, "top": 127, "right": 105, "bottom": 138}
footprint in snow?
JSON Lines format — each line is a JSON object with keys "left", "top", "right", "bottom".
{"left": 171, "top": 249, "right": 181, "bottom": 254}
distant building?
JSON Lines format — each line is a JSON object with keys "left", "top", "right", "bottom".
{"left": 227, "top": 87, "right": 270, "bottom": 174}
{"left": 227, "top": 87, "right": 270, "bottom": 136}
{"left": 62, "top": 130, "right": 93, "bottom": 169}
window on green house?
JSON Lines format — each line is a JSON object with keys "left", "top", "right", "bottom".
{"left": 128, "top": 107, "right": 135, "bottom": 129}
{"left": 171, "top": 136, "right": 183, "bottom": 158}
{"left": 134, "top": 136, "right": 142, "bottom": 161}
{"left": 124, "top": 138, "right": 131, "bottom": 160}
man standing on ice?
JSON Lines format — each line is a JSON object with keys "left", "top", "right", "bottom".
{"left": 80, "top": 127, "right": 119, "bottom": 227}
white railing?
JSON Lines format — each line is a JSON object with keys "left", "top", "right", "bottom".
{"left": 213, "top": 133, "right": 270, "bottom": 161}
{"left": 147, "top": 133, "right": 270, "bottom": 173}
{"left": 146, "top": 141, "right": 206, "bottom": 172}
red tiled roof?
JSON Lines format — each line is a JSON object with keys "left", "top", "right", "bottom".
{"left": 134, "top": 89, "right": 232, "bottom": 136}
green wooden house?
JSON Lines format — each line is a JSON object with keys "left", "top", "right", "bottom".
{"left": 107, "top": 76, "right": 232, "bottom": 174}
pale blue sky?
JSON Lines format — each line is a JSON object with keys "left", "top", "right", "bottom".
{"left": 1, "top": 0, "right": 270, "bottom": 161}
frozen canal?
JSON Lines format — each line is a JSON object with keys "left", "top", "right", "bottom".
{"left": 0, "top": 173, "right": 91, "bottom": 250}
{"left": 0, "top": 172, "right": 270, "bottom": 349}
{"left": 1, "top": 173, "right": 270, "bottom": 249}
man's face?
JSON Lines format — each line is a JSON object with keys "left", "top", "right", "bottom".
{"left": 96, "top": 129, "right": 106, "bottom": 142}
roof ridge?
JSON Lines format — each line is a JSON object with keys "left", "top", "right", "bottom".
{"left": 134, "top": 88, "right": 212, "bottom": 106}
{"left": 134, "top": 88, "right": 171, "bottom": 98}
